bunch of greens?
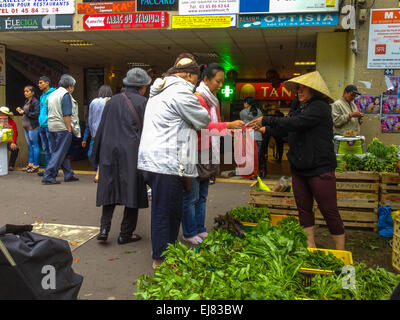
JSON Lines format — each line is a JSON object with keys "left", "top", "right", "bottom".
{"left": 302, "top": 250, "right": 345, "bottom": 271}
{"left": 342, "top": 154, "right": 362, "bottom": 171}
{"left": 360, "top": 138, "right": 399, "bottom": 173}
{"left": 135, "top": 214, "right": 400, "bottom": 300}
{"left": 227, "top": 206, "right": 270, "bottom": 223}
{"left": 213, "top": 213, "right": 245, "bottom": 238}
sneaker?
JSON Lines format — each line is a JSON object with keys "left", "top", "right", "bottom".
{"left": 197, "top": 232, "right": 208, "bottom": 239}
{"left": 182, "top": 235, "right": 203, "bottom": 245}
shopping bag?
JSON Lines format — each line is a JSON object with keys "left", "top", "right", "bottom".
{"left": 234, "top": 128, "right": 258, "bottom": 178}
{"left": 0, "top": 224, "right": 83, "bottom": 300}
{"left": 1, "top": 129, "right": 13, "bottom": 143}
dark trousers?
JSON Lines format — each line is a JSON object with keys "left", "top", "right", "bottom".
{"left": 7, "top": 143, "right": 19, "bottom": 168}
{"left": 42, "top": 131, "right": 74, "bottom": 183}
{"left": 291, "top": 171, "right": 344, "bottom": 235}
{"left": 143, "top": 171, "right": 184, "bottom": 261}
{"left": 100, "top": 205, "right": 138, "bottom": 237}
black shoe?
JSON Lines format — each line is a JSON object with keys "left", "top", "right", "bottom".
{"left": 117, "top": 234, "right": 142, "bottom": 244}
{"left": 37, "top": 171, "right": 44, "bottom": 176}
{"left": 97, "top": 228, "right": 109, "bottom": 241}
{"left": 65, "top": 176, "right": 79, "bottom": 182}
{"left": 42, "top": 180, "right": 61, "bottom": 185}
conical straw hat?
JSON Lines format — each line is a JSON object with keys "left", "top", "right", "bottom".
{"left": 283, "top": 71, "right": 334, "bottom": 103}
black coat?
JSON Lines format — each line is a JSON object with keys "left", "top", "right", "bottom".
{"left": 23, "top": 97, "right": 40, "bottom": 129}
{"left": 262, "top": 96, "right": 336, "bottom": 177}
{"left": 91, "top": 87, "right": 148, "bottom": 209}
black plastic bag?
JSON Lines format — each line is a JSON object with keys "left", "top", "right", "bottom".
{"left": 0, "top": 224, "right": 83, "bottom": 300}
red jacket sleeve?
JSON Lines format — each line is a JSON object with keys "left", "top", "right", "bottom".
{"left": 9, "top": 118, "right": 18, "bottom": 144}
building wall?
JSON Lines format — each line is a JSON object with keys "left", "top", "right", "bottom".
{"left": 353, "top": 0, "right": 399, "bottom": 146}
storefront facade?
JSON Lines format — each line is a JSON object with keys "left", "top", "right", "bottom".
{"left": 1, "top": 0, "right": 392, "bottom": 167}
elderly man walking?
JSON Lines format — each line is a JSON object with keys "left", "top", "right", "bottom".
{"left": 332, "top": 85, "right": 363, "bottom": 136}
{"left": 42, "top": 74, "right": 81, "bottom": 185}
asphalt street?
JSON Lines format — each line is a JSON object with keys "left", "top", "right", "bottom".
{"left": 0, "top": 170, "right": 250, "bottom": 300}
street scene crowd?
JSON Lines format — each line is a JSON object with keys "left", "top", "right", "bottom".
{"left": 1, "top": 52, "right": 400, "bottom": 300}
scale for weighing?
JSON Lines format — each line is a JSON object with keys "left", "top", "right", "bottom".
{"left": 334, "top": 135, "right": 366, "bottom": 155}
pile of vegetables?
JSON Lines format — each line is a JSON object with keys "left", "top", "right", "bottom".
{"left": 227, "top": 206, "right": 270, "bottom": 223}
{"left": 337, "top": 138, "right": 398, "bottom": 173}
{"left": 135, "top": 214, "right": 400, "bottom": 300}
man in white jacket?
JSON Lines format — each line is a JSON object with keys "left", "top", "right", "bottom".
{"left": 138, "top": 53, "right": 210, "bottom": 269}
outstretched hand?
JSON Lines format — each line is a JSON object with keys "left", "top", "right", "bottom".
{"left": 246, "top": 116, "right": 263, "bottom": 129}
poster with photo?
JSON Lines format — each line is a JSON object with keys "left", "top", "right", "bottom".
{"left": 354, "top": 95, "right": 381, "bottom": 114}
{"left": 381, "top": 115, "right": 400, "bottom": 133}
{"left": 382, "top": 95, "right": 400, "bottom": 114}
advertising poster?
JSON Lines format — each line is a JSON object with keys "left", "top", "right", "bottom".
{"left": 137, "top": 0, "right": 178, "bottom": 11}
{"left": 83, "top": 12, "right": 169, "bottom": 30}
{"left": 238, "top": 12, "right": 339, "bottom": 28}
{"left": 179, "top": 0, "right": 239, "bottom": 15}
{"left": 368, "top": 9, "right": 400, "bottom": 69}
{"left": 382, "top": 95, "right": 400, "bottom": 114}
{"left": 240, "top": 0, "right": 339, "bottom": 14}
{"left": 172, "top": 15, "right": 235, "bottom": 29}
{"left": 0, "top": 0, "right": 75, "bottom": 16}
{"left": 77, "top": 1, "right": 135, "bottom": 14}
{"left": 354, "top": 95, "right": 381, "bottom": 114}
{"left": 381, "top": 115, "right": 400, "bottom": 133}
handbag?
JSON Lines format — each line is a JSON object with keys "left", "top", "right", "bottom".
{"left": 197, "top": 147, "right": 219, "bottom": 181}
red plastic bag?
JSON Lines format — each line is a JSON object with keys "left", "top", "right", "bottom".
{"left": 234, "top": 128, "right": 258, "bottom": 178}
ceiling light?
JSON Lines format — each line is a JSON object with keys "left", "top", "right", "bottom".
{"left": 294, "top": 61, "right": 316, "bottom": 66}
{"left": 127, "top": 62, "right": 151, "bottom": 67}
{"left": 60, "top": 40, "right": 94, "bottom": 46}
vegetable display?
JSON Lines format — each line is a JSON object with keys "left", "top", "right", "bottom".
{"left": 136, "top": 214, "right": 400, "bottom": 300}
{"left": 227, "top": 206, "right": 270, "bottom": 223}
{"left": 337, "top": 138, "right": 398, "bottom": 173}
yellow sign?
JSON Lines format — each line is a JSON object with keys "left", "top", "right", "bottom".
{"left": 326, "top": 0, "right": 335, "bottom": 7}
{"left": 172, "top": 15, "right": 233, "bottom": 29}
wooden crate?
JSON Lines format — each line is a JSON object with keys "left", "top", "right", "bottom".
{"left": 380, "top": 173, "right": 400, "bottom": 210}
{"left": 248, "top": 181, "right": 300, "bottom": 219}
{"left": 315, "top": 171, "right": 380, "bottom": 231}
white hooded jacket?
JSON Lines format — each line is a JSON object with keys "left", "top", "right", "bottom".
{"left": 138, "top": 75, "right": 210, "bottom": 177}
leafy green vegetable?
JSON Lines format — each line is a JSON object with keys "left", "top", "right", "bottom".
{"left": 135, "top": 211, "right": 400, "bottom": 300}
{"left": 228, "top": 206, "right": 270, "bottom": 223}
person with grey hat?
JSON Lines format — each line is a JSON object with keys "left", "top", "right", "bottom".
{"left": 332, "top": 85, "right": 363, "bottom": 136}
{"left": 137, "top": 53, "right": 210, "bottom": 269}
{"left": 91, "top": 68, "right": 151, "bottom": 245}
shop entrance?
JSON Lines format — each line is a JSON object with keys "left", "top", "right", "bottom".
{"left": 1, "top": 26, "right": 333, "bottom": 174}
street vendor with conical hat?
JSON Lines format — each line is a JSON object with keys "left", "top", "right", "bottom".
{"left": 247, "top": 71, "right": 345, "bottom": 250}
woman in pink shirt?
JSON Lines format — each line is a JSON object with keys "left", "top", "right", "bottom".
{"left": 181, "top": 63, "right": 244, "bottom": 245}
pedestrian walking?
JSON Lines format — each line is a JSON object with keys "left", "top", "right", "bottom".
{"left": 0, "top": 107, "right": 19, "bottom": 171}
{"left": 247, "top": 71, "right": 345, "bottom": 250}
{"left": 42, "top": 74, "right": 81, "bottom": 185}
{"left": 138, "top": 53, "right": 211, "bottom": 269}
{"left": 240, "top": 97, "right": 264, "bottom": 175}
{"left": 181, "top": 63, "right": 244, "bottom": 245}
{"left": 86, "top": 85, "right": 112, "bottom": 183}
{"left": 37, "top": 76, "right": 56, "bottom": 176}
{"left": 16, "top": 86, "right": 40, "bottom": 173}
{"left": 91, "top": 69, "right": 151, "bottom": 244}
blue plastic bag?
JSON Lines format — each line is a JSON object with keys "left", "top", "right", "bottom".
{"left": 378, "top": 206, "right": 393, "bottom": 238}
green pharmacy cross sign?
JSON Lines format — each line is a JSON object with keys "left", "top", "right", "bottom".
{"left": 221, "top": 83, "right": 235, "bottom": 100}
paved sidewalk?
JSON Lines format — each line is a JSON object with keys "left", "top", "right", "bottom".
{"left": 0, "top": 170, "right": 251, "bottom": 300}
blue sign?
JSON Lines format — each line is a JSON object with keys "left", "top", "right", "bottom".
{"left": 238, "top": 12, "right": 339, "bottom": 28}
{"left": 240, "top": 0, "right": 269, "bottom": 14}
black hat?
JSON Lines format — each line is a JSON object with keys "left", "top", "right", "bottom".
{"left": 344, "top": 85, "right": 361, "bottom": 95}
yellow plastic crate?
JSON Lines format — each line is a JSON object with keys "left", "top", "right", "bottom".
{"left": 393, "top": 211, "right": 400, "bottom": 273}
{"left": 300, "top": 248, "right": 353, "bottom": 286}
{"left": 241, "top": 214, "right": 299, "bottom": 231}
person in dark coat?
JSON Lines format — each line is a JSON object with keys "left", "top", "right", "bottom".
{"left": 91, "top": 68, "right": 151, "bottom": 244}
{"left": 247, "top": 71, "right": 345, "bottom": 251}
